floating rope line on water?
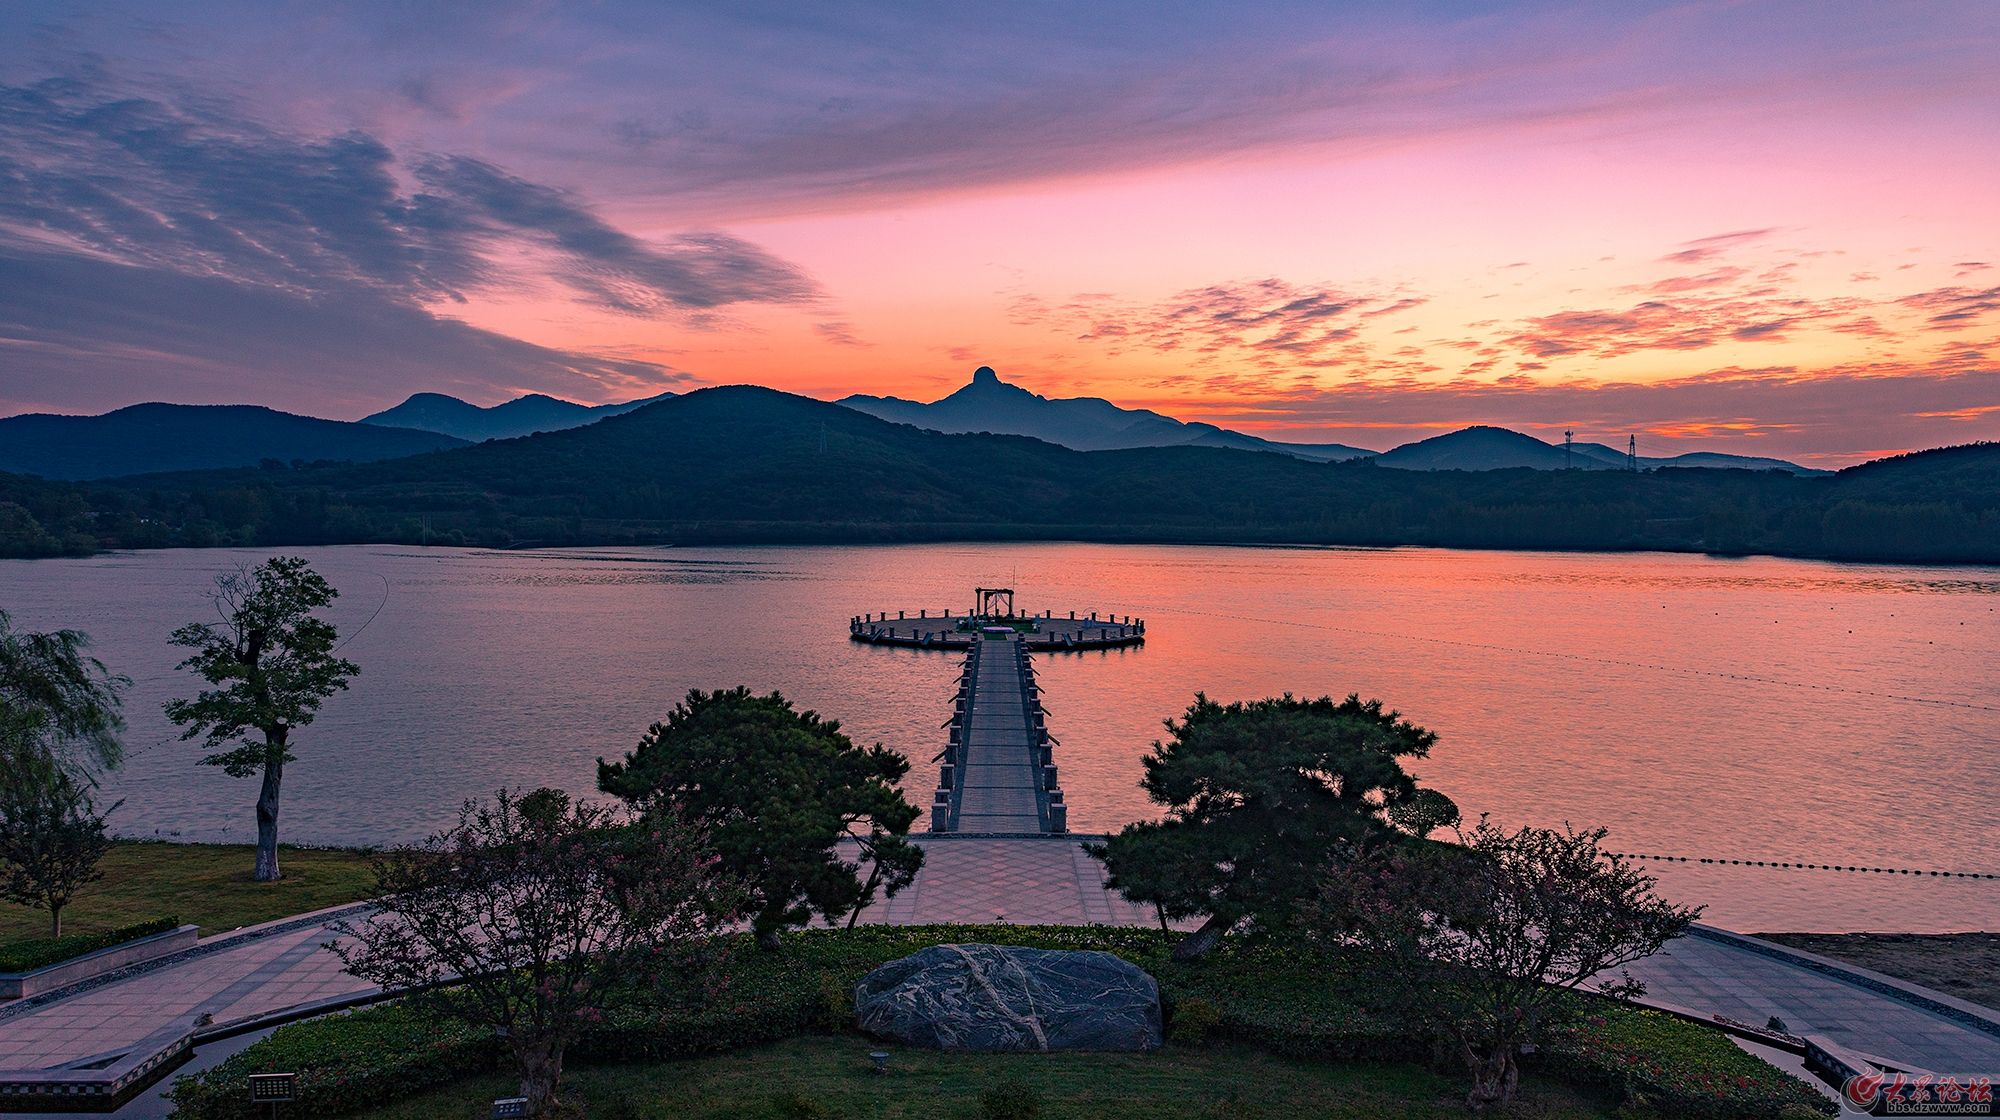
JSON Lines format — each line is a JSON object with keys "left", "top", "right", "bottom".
{"left": 1611, "top": 852, "right": 2000, "bottom": 879}
{"left": 333, "top": 571, "right": 392, "bottom": 653}
{"left": 1144, "top": 604, "right": 2000, "bottom": 714}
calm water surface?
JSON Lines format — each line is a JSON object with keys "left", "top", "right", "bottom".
{"left": 2, "top": 543, "right": 1994, "bottom": 932}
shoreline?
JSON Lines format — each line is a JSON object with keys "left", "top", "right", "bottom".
{"left": 12, "top": 534, "right": 2000, "bottom": 572}
{"left": 1756, "top": 932, "right": 2000, "bottom": 1014}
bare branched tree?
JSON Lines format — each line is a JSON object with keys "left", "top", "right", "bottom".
{"left": 1314, "top": 820, "right": 1700, "bottom": 1110}
{"left": 331, "top": 789, "right": 742, "bottom": 1118}
{"left": 0, "top": 752, "right": 118, "bottom": 936}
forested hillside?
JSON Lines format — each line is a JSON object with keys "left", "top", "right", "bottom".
{"left": 1, "top": 387, "right": 1993, "bottom": 564}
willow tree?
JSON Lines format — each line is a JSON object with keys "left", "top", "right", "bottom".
{"left": 0, "top": 609, "right": 128, "bottom": 772}
{"left": 166, "top": 557, "right": 357, "bottom": 881}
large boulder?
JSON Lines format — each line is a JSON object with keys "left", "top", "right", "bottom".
{"left": 853, "top": 943, "right": 1162, "bottom": 1052}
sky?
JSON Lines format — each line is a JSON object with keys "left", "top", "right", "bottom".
{"left": 1, "top": 2, "right": 1996, "bottom": 465}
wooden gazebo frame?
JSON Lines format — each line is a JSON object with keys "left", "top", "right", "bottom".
{"left": 973, "top": 587, "right": 1014, "bottom": 619}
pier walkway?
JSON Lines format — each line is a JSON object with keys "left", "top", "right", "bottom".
{"left": 930, "top": 633, "right": 1066, "bottom": 833}
{"left": 850, "top": 609, "right": 1143, "bottom": 651}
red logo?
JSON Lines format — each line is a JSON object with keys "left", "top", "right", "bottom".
{"left": 1845, "top": 1071, "right": 1886, "bottom": 1109}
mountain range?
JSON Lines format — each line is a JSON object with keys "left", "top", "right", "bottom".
{"left": 361, "top": 389, "right": 678, "bottom": 441}
{"left": 0, "top": 404, "right": 469, "bottom": 480}
{"left": 0, "top": 368, "right": 1825, "bottom": 480}
{"left": 840, "top": 366, "right": 1374, "bottom": 461}
{"left": 2, "top": 385, "right": 1991, "bottom": 564}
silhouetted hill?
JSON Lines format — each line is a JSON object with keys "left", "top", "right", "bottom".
{"left": 3, "top": 388, "right": 1993, "bottom": 563}
{"left": 1376, "top": 426, "right": 1576, "bottom": 471}
{"left": 361, "top": 389, "right": 677, "bottom": 441}
{"left": 839, "top": 366, "right": 1373, "bottom": 460}
{"left": 0, "top": 404, "right": 469, "bottom": 480}
{"left": 1376, "top": 425, "right": 1823, "bottom": 474}
{"left": 1567, "top": 440, "right": 1823, "bottom": 474}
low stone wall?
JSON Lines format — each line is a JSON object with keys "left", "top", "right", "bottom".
{"left": 0, "top": 924, "right": 200, "bottom": 1000}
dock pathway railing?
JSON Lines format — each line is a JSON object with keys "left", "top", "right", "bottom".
{"left": 930, "top": 633, "right": 1066, "bottom": 834}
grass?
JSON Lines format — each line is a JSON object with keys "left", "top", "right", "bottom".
{"left": 0, "top": 840, "right": 376, "bottom": 947}
{"left": 346, "top": 1034, "right": 1624, "bottom": 1120}
{"left": 1756, "top": 932, "right": 2000, "bottom": 1013}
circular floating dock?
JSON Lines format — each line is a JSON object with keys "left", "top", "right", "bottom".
{"left": 849, "top": 608, "right": 1145, "bottom": 651}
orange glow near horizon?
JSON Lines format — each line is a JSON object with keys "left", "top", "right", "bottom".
{"left": 435, "top": 128, "right": 2000, "bottom": 465}
{"left": 3, "top": 4, "right": 1997, "bottom": 467}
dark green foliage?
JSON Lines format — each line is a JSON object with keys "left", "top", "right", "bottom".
{"left": 0, "top": 609, "right": 128, "bottom": 772}
{"left": 0, "top": 754, "right": 119, "bottom": 936}
{"left": 0, "top": 916, "right": 177, "bottom": 973}
{"left": 1166, "top": 996, "right": 1223, "bottom": 1045}
{"left": 597, "top": 688, "right": 923, "bottom": 948}
{"left": 167, "top": 926, "right": 1827, "bottom": 1120}
{"left": 165, "top": 557, "right": 359, "bottom": 881}
{"left": 2, "top": 390, "right": 1995, "bottom": 563}
{"left": 1093, "top": 694, "right": 1452, "bottom": 957}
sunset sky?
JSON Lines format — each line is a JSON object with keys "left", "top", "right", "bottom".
{"left": 2, "top": 2, "right": 1997, "bottom": 464}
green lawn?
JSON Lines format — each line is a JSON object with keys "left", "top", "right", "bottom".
{"left": 0, "top": 840, "right": 377, "bottom": 946}
{"left": 349, "top": 1035, "right": 1621, "bottom": 1120}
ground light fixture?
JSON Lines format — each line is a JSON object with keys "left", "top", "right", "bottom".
{"left": 870, "top": 1050, "right": 891, "bottom": 1075}
{"left": 246, "top": 1072, "right": 297, "bottom": 1118}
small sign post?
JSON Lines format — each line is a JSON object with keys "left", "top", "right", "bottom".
{"left": 247, "top": 1072, "right": 297, "bottom": 1119}
{"left": 491, "top": 1097, "right": 531, "bottom": 1119}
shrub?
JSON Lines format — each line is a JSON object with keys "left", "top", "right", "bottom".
{"left": 0, "top": 916, "right": 179, "bottom": 972}
{"left": 1166, "top": 996, "right": 1223, "bottom": 1046}
{"left": 1539, "top": 1007, "right": 1833, "bottom": 1118}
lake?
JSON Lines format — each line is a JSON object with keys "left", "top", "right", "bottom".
{"left": 1, "top": 542, "right": 1994, "bottom": 933}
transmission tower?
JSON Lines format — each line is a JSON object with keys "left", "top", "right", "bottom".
{"left": 1627, "top": 434, "right": 1638, "bottom": 471}
{"left": 1564, "top": 429, "right": 1575, "bottom": 469}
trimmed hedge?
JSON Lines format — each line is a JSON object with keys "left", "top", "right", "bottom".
{"left": 0, "top": 916, "right": 181, "bottom": 973}
{"left": 170, "top": 925, "right": 1831, "bottom": 1119}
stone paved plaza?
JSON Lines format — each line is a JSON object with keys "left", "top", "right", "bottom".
{"left": 2, "top": 836, "right": 1996, "bottom": 1097}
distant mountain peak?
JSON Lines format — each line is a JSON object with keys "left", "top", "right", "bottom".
{"left": 837, "top": 365, "right": 1373, "bottom": 461}
{"left": 0, "top": 403, "right": 467, "bottom": 479}
{"left": 361, "top": 388, "right": 678, "bottom": 441}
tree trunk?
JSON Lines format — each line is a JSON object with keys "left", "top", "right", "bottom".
{"left": 1463, "top": 1042, "right": 1520, "bottom": 1110}
{"left": 253, "top": 747, "right": 284, "bottom": 882}
{"left": 1170, "top": 913, "right": 1234, "bottom": 961}
{"left": 515, "top": 1038, "right": 565, "bottom": 1117}
{"left": 50, "top": 905, "right": 62, "bottom": 938}
{"left": 754, "top": 902, "right": 785, "bottom": 950}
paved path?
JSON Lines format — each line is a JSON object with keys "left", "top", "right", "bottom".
{"left": 1625, "top": 930, "right": 2000, "bottom": 1072}
{"left": 3, "top": 837, "right": 1996, "bottom": 1095}
{"left": 0, "top": 906, "right": 370, "bottom": 1073}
